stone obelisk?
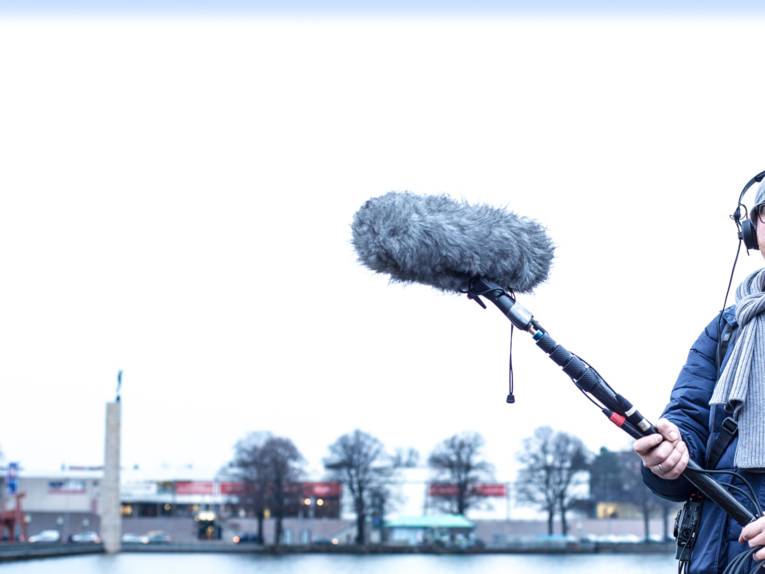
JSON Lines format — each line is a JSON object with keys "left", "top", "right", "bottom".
{"left": 101, "top": 370, "right": 123, "bottom": 553}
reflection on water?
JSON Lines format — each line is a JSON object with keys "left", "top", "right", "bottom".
{"left": 0, "top": 553, "right": 676, "bottom": 574}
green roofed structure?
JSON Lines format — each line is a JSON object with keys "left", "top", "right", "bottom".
{"left": 385, "top": 515, "right": 474, "bottom": 529}
{"left": 384, "top": 514, "right": 475, "bottom": 546}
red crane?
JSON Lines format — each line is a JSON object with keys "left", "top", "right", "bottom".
{"left": 1, "top": 492, "right": 28, "bottom": 542}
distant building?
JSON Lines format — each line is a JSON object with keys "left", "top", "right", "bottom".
{"left": 1, "top": 465, "right": 341, "bottom": 541}
{"left": 1, "top": 467, "right": 102, "bottom": 540}
{"left": 3, "top": 460, "right": 663, "bottom": 544}
{"left": 120, "top": 470, "right": 342, "bottom": 521}
{"left": 0, "top": 463, "right": 676, "bottom": 545}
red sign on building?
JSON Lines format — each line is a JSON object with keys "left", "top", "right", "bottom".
{"left": 220, "top": 482, "right": 245, "bottom": 495}
{"left": 215, "top": 481, "right": 340, "bottom": 497}
{"left": 429, "top": 483, "right": 459, "bottom": 497}
{"left": 429, "top": 483, "right": 506, "bottom": 497}
{"left": 473, "top": 483, "right": 506, "bottom": 497}
{"left": 175, "top": 481, "right": 214, "bottom": 495}
{"left": 302, "top": 482, "right": 341, "bottom": 498}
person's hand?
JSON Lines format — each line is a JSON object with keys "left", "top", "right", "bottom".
{"left": 739, "top": 516, "right": 765, "bottom": 560}
{"left": 632, "top": 418, "right": 689, "bottom": 480}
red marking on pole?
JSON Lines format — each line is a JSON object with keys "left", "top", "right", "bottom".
{"left": 609, "top": 413, "right": 626, "bottom": 427}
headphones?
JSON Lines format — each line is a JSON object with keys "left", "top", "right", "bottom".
{"left": 733, "top": 170, "right": 765, "bottom": 252}
{"left": 718, "top": 171, "right": 765, "bottom": 324}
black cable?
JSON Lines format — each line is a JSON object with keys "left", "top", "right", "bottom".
{"left": 507, "top": 323, "right": 515, "bottom": 403}
{"left": 725, "top": 484, "right": 762, "bottom": 517}
{"left": 506, "top": 288, "right": 516, "bottom": 404}
{"left": 703, "top": 466, "right": 765, "bottom": 574}
{"left": 723, "top": 546, "right": 765, "bottom": 574}
{"left": 694, "top": 468, "right": 763, "bottom": 516}
{"left": 723, "top": 547, "right": 751, "bottom": 574}
{"left": 718, "top": 238, "right": 743, "bottom": 354}
{"left": 579, "top": 388, "right": 606, "bottom": 410}
{"left": 578, "top": 356, "right": 619, "bottom": 396}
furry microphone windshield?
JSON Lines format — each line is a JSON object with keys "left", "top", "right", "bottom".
{"left": 352, "top": 191, "right": 554, "bottom": 294}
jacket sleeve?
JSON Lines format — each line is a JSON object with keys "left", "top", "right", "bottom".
{"left": 641, "top": 314, "right": 721, "bottom": 501}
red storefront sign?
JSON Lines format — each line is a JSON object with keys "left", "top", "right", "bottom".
{"left": 473, "top": 483, "right": 506, "bottom": 497}
{"left": 302, "top": 482, "right": 341, "bottom": 498}
{"left": 429, "top": 483, "right": 506, "bottom": 497}
{"left": 429, "top": 483, "right": 458, "bottom": 497}
{"left": 220, "top": 482, "right": 245, "bottom": 495}
{"left": 215, "top": 481, "right": 340, "bottom": 497}
{"left": 175, "top": 481, "right": 213, "bottom": 495}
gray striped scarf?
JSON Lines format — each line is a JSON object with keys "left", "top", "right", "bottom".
{"left": 710, "top": 267, "right": 765, "bottom": 468}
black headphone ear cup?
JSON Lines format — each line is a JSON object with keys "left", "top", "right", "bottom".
{"left": 741, "top": 219, "right": 759, "bottom": 251}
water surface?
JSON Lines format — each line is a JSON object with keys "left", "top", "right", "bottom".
{"left": 0, "top": 553, "right": 677, "bottom": 573}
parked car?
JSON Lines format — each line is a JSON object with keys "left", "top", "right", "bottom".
{"left": 232, "top": 532, "right": 262, "bottom": 544}
{"left": 121, "top": 533, "right": 149, "bottom": 544}
{"left": 28, "top": 530, "right": 61, "bottom": 543}
{"left": 68, "top": 531, "right": 101, "bottom": 544}
{"left": 144, "top": 530, "right": 172, "bottom": 544}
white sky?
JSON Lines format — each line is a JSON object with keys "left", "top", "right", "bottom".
{"left": 2, "top": 15, "right": 765, "bottom": 483}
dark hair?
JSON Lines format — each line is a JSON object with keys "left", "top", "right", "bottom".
{"left": 750, "top": 203, "right": 765, "bottom": 224}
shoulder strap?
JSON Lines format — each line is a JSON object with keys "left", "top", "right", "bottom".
{"left": 706, "top": 402, "right": 742, "bottom": 469}
{"left": 715, "top": 319, "right": 736, "bottom": 374}
{"left": 708, "top": 317, "right": 740, "bottom": 469}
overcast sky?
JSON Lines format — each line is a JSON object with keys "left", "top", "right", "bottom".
{"left": 2, "top": 4, "right": 765, "bottom": 483}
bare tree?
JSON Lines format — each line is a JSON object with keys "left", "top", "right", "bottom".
{"left": 229, "top": 432, "right": 271, "bottom": 544}
{"left": 551, "top": 431, "right": 590, "bottom": 536}
{"left": 516, "top": 427, "right": 557, "bottom": 535}
{"left": 324, "top": 430, "right": 393, "bottom": 545}
{"left": 428, "top": 432, "right": 493, "bottom": 516}
{"left": 261, "top": 437, "right": 303, "bottom": 546}
{"left": 228, "top": 433, "right": 303, "bottom": 546}
{"left": 516, "top": 426, "right": 590, "bottom": 536}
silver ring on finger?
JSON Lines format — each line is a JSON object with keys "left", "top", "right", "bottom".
{"left": 655, "top": 463, "right": 665, "bottom": 474}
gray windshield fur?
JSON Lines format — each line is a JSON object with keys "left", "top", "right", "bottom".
{"left": 351, "top": 191, "right": 554, "bottom": 294}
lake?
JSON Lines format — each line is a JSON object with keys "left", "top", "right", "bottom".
{"left": 0, "top": 552, "right": 677, "bottom": 573}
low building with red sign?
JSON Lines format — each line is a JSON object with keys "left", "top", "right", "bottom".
{"left": 3, "top": 465, "right": 344, "bottom": 542}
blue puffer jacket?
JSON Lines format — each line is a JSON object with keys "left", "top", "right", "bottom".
{"left": 642, "top": 306, "right": 765, "bottom": 573}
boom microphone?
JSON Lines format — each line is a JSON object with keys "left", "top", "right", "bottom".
{"left": 351, "top": 191, "right": 760, "bottom": 531}
{"left": 351, "top": 192, "right": 554, "bottom": 293}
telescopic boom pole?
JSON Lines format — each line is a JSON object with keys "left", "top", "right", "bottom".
{"left": 468, "top": 278, "right": 755, "bottom": 526}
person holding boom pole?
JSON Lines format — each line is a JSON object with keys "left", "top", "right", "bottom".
{"left": 635, "top": 177, "right": 765, "bottom": 574}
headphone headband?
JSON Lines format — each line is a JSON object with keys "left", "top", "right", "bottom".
{"left": 734, "top": 170, "right": 765, "bottom": 251}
